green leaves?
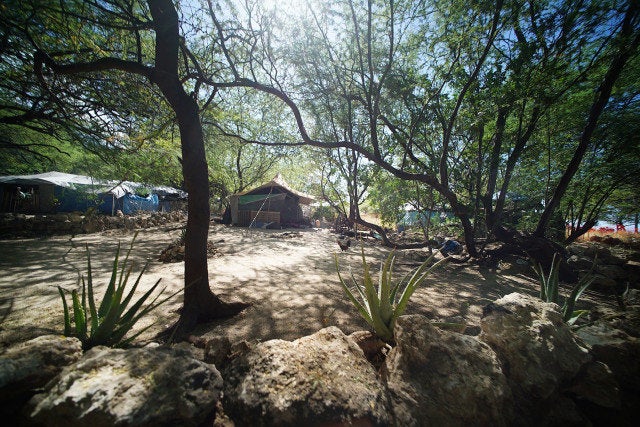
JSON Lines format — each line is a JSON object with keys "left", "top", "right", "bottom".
{"left": 534, "top": 253, "right": 561, "bottom": 304}
{"left": 532, "top": 252, "right": 595, "bottom": 325}
{"left": 57, "top": 232, "right": 180, "bottom": 350}
{"left": 335, "top": 246, "right": 448, "bottom": 342}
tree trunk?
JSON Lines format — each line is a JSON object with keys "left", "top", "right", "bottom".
{"left": 458, "top": 213, "right": 479, "bottom": 258}
{"left": 488, "top": 225, "right": 578, "bottom": 282}
{"left": 149, "top": 0, "right": 247, "bottom": 337}
{"left": 177, "top": 98, "right": 247, "bottom": 325}
{"left": 352, "top": 214, "right": 432, "bottom": 250}
{"left": 534, "top": 0, "right": 640, "bottom": 237}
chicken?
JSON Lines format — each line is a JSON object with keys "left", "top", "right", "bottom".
{"left": 337, "top": 237, "right": 351, "bottom": 251}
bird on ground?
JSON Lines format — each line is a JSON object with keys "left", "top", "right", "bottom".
{"left": 337, "top": 237, "right": 351, "bottom": 251}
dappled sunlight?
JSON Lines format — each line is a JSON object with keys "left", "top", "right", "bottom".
{"left": 0, "top": 223, "right": 598, "bottom": 348}
{"left": 0, "top": 227, "right": 181, "bottom": 346}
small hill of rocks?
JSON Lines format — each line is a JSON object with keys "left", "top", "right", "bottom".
{"left": 158, "top": 237, "right": 220, "bottom": 263}
{"left": 567, "top": 241, "right": 640, "bottom": 292}
{"left": 1, "top": 292, "right": 638, "bottom": 426}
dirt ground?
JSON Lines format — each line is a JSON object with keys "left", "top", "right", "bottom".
{"left": 0, "top": 222, "right": 613, "bottom": 349}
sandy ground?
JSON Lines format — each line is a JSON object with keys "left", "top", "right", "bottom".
{"left": 0, "top": 222, "right": 560, "bottom": 349}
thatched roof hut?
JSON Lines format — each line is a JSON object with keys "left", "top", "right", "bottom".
{"left": 229, "top": 174, "right": 314, "bottom": 227}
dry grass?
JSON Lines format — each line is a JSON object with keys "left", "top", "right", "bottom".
{"left": 576, "top": 228, "right": 640, "bottom": 250}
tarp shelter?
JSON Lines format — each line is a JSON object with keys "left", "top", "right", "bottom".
{"left": 0, "top": 171, "right": 186, "bottom": 215}
{"left": 397, "top": 209, "right": 454, "bottom": 231}
{"left": 229, "top": 174, "right": 314, "bottom": 227}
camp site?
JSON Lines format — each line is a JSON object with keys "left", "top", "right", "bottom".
{"left": 1, "top": 1, "right": 639, "bottom": 425}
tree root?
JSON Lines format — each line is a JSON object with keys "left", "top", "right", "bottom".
{"left": 155, "top": 299, "right": 250, "bottom": 344}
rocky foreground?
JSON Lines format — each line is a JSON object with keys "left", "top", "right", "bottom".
{"left": 1, "top": 292, "right": 638, "bottom": 426}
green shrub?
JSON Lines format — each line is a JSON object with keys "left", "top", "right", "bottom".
{"left": 532, "top": 253, "right": 594, "bottom": 325}
{"left": 335, "top": 247, "right": 448, "bottom": 342}
{"left": 58, "top": 232, "right": 179, "bottom": 350}
{"left": 135, "top": 186, "right": 151, "bottom": 198}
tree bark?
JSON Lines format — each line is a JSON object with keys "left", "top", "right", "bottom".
{"left": 351, "top": 214, "right": 432, "bottom": 250}
{"left": 148, "top": 0, "right": 248, "bottom": 335}
{"left": 32, "top": 0, "right": 249, "bottom": 336}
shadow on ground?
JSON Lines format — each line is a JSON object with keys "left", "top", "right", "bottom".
{"left": 0, "top": 224, "right": 615, "bottom": 348}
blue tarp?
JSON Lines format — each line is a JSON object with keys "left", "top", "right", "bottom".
{"left": 0, "top": 172, "right": 182, "bottom": 215}
{"left": 54, "top": 187, "right": 159, "bottom": 215}
{"left": 122, "top": 193, "right": 159, "bottom": 214}
{"left": 96, "top": 193, "right": 159, "bottom": 215}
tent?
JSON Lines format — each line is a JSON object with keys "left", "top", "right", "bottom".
{"left": 0, "top": 171, "right": 186, "bottom": 215}
{"left": 228, "top": 174, "right": 314, "bottom": 227}
{"left": 397, "top": 209, "right": 454, "bottom": 231}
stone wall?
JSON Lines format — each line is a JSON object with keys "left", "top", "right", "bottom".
{"left": 0, "top": 211, "right": 186, "bottom": 238}
{"left": 1, "top": 293, "right": 637, "bottom": 426}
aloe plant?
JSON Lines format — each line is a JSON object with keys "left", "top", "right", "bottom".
{"left": 532, "top": 253, "right": 595, "bottom": 325}
{"left": 58, "top": 233, "right": 180, "bottom": 350}
{"left": 335, "top": 247, "right": 448, "bottom": 342}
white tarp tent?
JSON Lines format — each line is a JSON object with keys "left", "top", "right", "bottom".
{"left": 0, "top": 171, "right": 186, "bottom": 214}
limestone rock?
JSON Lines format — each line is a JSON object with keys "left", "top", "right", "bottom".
{"left": 590, "top": 303, "right": 640, "bottom": 338}
{"left": 625, "top": 288, "right": 640, "bottom": 306}
{"left": 568, "top": 360, "right": 620, "bottom": 409}
{"left": 223, "top": 326, "right": 390, "bottom": 426}
{"left": 28, "top": 345, "right": 223, "bottom": 426}
{"left": 82, "top": 218, "right": 102, "bottom": 234}
{"left": 590, "top": 274, "right": 618, "bottom": 289}
{"left": 625, "top": 260, "right": 640, "bottom": 276}
{"left": 348, "top": 330, "right": 390, "bottom": 369}
{"left": 567, "top": 254, "right": 595, "bottom": 271}
{"left": 0, "top": 335, "right": 82, "bottom": 402}
{"left": 575, "top": 322, "right": 640, "bottom": 392}
{"left": 574, "top": 316, "right": 640, "bottom": 424}
{"left": 597, "top": 264, "right": 627, "bottom": 280}
{"left": 480, "top": 293, "right": 591, "bottom": 400}
{"left": 383, "top": 315, "right": 511, "bottom": 426}
{"left": 204, "top": 336, "right": 232, "bottom": 367}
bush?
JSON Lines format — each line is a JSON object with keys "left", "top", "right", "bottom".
{"left": 312, "top": 205, "right": 336, "bottom": 221}
{"left": 58, "top": 232, "right": 179, "bottom": 350}
{"left": 335, "top": 247, "right": 448, "bottom": 342}
{"left": 532, "top": 253, "right": 594, "bottom": 325}
{"left": 135, "top": 186, "right": 151, "bottom": 198}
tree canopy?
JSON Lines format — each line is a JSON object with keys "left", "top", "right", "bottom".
{"left": 207, "top": 0, "right": 639, "bottom": 252}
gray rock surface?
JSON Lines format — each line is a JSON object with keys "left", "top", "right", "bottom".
{"left": 0, "top": 335, "right": 82, "bottom": 401}
{"left": 565, "top": 242, "right": 639, "bottom": 287}
{"left": 480, "top": 293, "right": 592, "bottom": 400}
{"left": 223, "top": 326, "right": 390, "bottom": 426}
{"left": 568, "top": 360, "right": 620, "bottom": 408}
{"left": 383, "top": 315, "right": 511, "bottom": 426}
{"left": 597, "top": 264, "right": 627, "bottom": 280}
{"left": 576, "top": 321, "right": 640, "bottom": 392}
{"left": 589, "top": 303, "right": 640, "bottom": 338}
{"left": 28, "top": 345, "right": 222, "bottom": 426}
{"left": 574, "top": 306, "right": 640, "bottom": 424}
{"left": 204, "top": 336, "right": 232, "bottom": 367}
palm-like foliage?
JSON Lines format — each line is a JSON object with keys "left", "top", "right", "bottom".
{"left": 58, "top": 233, "right": 179, "bottom": 350}
{"left": 335, "top": 247, "right": 448, "bottom": 342}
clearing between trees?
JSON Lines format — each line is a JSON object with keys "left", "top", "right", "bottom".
{"left": 0, "top": 222, "right": 621, "bottom": 349}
